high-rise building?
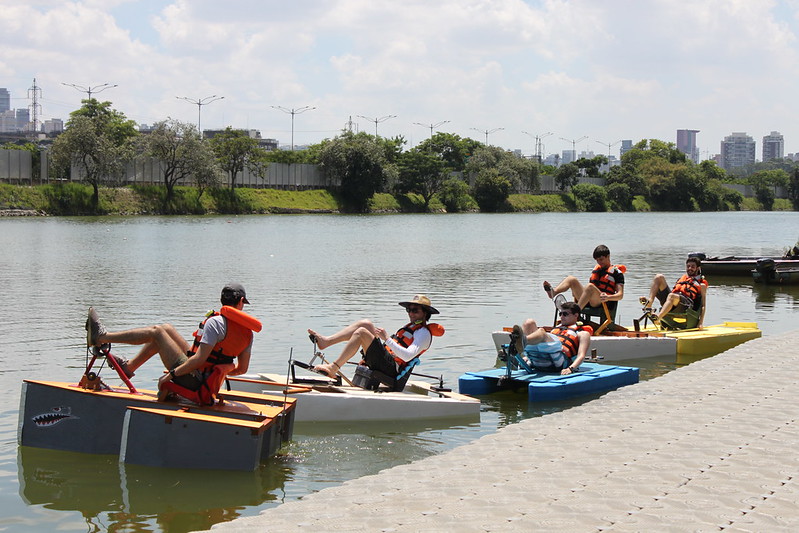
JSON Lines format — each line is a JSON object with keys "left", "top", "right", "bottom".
{"left": 620, "top": 140, "right": 633, "bottom": 158}
{"left": 16, "top": 109, "right": 30, "bottom": 131}
{"left": 720, "top": 132, "right": 756, "bottom": 170}
{"left": 676, "top": 129, "right": 700, "bottom": 163}
{"left": 0, "top": 88, "right": 10, "bottom": 113}
{"left": 562, "top": 149, "right": 576, "bottom": 165}
{"left": 43, "top": 118, "right": 64, "bottom": 135}
{"left": 762, "top": 131, "right": 784, "bottom": 162}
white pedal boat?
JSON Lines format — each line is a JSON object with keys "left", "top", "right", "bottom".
{"left": 227, "top": 373, "right": 481, "bottom": 423}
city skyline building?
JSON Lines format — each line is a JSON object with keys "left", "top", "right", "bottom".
{"left": 676, "top": 129, "right": 700, "bottom": 163}
{"left": 0, "top": 88, "right": 9, "bottom": 113}
{"left": 762, "top": 131, "right": 784, "bottom": 162}
{"left": 720, "top": 132, "right": 756, "bottom": 171}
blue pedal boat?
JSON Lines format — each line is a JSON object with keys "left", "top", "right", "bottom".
{"left": 458, "top": 362, "right": 639, "bottom": 402}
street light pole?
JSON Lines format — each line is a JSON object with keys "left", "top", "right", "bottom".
{"left": 414, "top": 120, "right": 450, "bottom": 139}
{"left": 272, "top": 105, "right": 316, "bottom": 150}
{"left": 595, "top": 139, "right": 621, "bottom": 171}
{"left": 522, "top": 131, "right": 552, "bottom": 163}
{"left": 471, "top": 127, "right": 504, "bottom": 145}
{"left": 358, "top": 114, "right": 396, "bottom": 137}
{"left": 560, "top": 135, "right": 588, "bottom": 162}
{"left": 177, "top": 95, "right": 225, "bottom": 138}
{"left": 62, "top": 82, "right": 118, "bottom": 101}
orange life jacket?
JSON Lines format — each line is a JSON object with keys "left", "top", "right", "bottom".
{"left": 589, "top": 264, "right": 626, "bottom": 294}
{"left": 189, "top": 306, "right": 262, "bottom": 367}
{"left": 550, "top": 324, "right": 587, "bottom": 358}
{"left": 165, "top": 306, "right": 262, "bottom": 406}
{"left": 672, "top": 273, "right": 707, "bottom": 307}
{"left": 386, "top": 321, "right": 445, "bottom": 370}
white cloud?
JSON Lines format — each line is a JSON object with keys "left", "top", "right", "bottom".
{"left": 3, "top": 0, "right": 799, "bottom": 156}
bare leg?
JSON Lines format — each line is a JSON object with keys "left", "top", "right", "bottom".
{"left": 521, "top": 319, "right": 552, "bottom": 345}
{"left": 644, "top": 274, "right": 669, "bottom": 308}
{"left": 308, "top": 319, "right": 377, "bottom": 350}
{"left": 311, "top": 321, "right": 378, "bottom": 377}
{"left": 576, "top": 284, "right": 603, "bottom": 308}
{"left": 657, "top": 293, "right": 681, "bottom": 321}
{"left": 551, "top": 276, "right": 585, "bottom": 303}
{"left": 99, "top": 324, "right": 189, "bottom": 372}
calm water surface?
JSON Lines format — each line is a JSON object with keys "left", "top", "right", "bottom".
{"left": 2, "top": 211, "right": 799, "bottom": 532}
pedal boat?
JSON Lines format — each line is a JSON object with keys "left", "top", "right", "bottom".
{"left": 18, "top": 346, "right": 296, "bottom": 471}
{"left": 227, "top": 372, "right": 481, "bottom": 423}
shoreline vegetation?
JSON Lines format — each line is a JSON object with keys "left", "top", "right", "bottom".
{"left": 0, "top": 182, "right": 791, "bottom": 217}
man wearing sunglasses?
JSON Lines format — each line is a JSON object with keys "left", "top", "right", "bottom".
{"left": 308, "top": 294, "right": 441, "bottom": 380}
{"left": 512, "top": 301, "right": 590, "bottom": 375}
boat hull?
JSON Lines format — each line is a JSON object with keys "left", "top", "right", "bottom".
{"left": 647, "top": 321, "right": 762, "bottom": 357}
{"left": 18, "top": 380, "right": 295, "bottom": 471}
{"left": 228, "top": 374, "right": 481, "bottom": 423}
{"left": 458, "top": 363, "right": 639, "bottom": 402}
{"left": 492, "top": 330, "right": 676, "bottom": 362}
{"left": 695, "top": 255, "right": 799, "bottom": 276}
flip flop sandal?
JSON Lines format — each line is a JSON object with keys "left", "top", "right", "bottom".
{"left": 543, "top": 281, "right": 554, "bottom": 299}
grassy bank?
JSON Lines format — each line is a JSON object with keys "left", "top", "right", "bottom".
{"left": 0, "top": 183, "right": 789, "bottom": 216}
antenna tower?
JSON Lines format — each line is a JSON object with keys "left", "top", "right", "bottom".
{"left": 28, "top": 78, "right": 42, "bottom": 134}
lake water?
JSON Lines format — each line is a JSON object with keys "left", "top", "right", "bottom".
{"left": 2, "top": 211, "right": 798, "bottom": 532}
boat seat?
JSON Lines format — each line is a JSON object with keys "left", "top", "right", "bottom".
{"left": 160, "top": 363, "right": 236, "bottom": 406}
{"left": 658, "top": 308, "right": 700, "bottom": 331}
{"left": 579, "top": 302, "right": 617, "bottom": 335}
{"left": 354, "top": 358, "right": 420, "bottom": 392}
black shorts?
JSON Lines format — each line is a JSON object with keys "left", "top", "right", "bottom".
{"left": 363, "top": 338, "right": 398, "bottom": 377}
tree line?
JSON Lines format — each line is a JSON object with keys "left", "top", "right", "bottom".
{"left": 5, "top": 100, "right": 799, "bottom": 213}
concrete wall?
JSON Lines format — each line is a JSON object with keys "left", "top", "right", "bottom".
{"left": 0, "top": 148, "right": 32, "bottom": 183}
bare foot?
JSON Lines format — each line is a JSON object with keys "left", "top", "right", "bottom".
{"left": 312, "top": 363, "right": 337, "bottom": 378}
{"left": 307, "top": 329, "right": 331, "bottom": 349}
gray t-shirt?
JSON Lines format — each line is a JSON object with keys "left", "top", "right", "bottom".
{"left": 200, "top": 314, "right": 254, "bottom": 352}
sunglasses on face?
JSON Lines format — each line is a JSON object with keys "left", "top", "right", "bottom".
{"left": 559, "top": 311, "right": 573, "bottom": 316}
{"left": 407, "top": 307, "right": 423, "bottom": 313}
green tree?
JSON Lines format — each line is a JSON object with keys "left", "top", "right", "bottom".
{"left": 395, "top": 148, "right": 446, "bottom": 209}
{"left": 606, "top": 182, "right": 633, "bottom": 211}
{"left": 50, "top": 100, "right": 138, "bottom": 208}
{"left": 554, "top": 162, "right": 580, "bottom": 192}
{"left": 416, "top": 132, "right": 482, "bottom": 171}
{"left": 438, "top": 177, "right": 473, "bottom": 213}
{"left": 788, "top": 168, "right": 799, "bottom": 209}
{"left": 572, "top": 183, "right": 608, "bottom": 212}
{"left": 472, "top": 169, "right": 511, "bottom": 212}
{"left": 317, "top": 131, "right": 391, "bottom": 212}
{"left": 575, "top": 155, "right": 608, "bottom": 178}
{"left": 140, "top": 119, "right": 221, "bottom": 209}
{"left": 465, "top": 145, "right": 538, "bottom": 192}
{"left": 209, "top": 127, "right": 266, "bottom": 189}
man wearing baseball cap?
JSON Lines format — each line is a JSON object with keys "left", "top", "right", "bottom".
{"left": 85, "top": 283, "right": 261, "bottom": 403}
{"left": 308, "top": 294, "right": 443, "bottom": 381}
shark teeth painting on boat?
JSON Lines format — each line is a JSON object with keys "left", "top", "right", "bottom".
{"left": 32, "top": 406, "right": 77, "bottom": 427}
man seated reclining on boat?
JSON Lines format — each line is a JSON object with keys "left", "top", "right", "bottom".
{"left": 641, "top": 256, "right": 708, "bottom": 328}
{"left": 308, "top": 294, "right": 442, "bottom": 381}
{"left": 85, "top": 283, "right": 261, "bottom": 402}
{"left": 542, "top": 244, "right": 625, "bottom": 319}
{"left": 512, "top": 301, "right": 590, "bottom": 375}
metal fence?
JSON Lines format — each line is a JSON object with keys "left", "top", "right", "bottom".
{"left": 0, "top": 148, "right": 787, "bottom": 198}
{"left": 0, "top": 149, "right": 33, "bottom": 183}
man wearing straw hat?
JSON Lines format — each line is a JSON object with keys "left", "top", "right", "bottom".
{"left": 308, "top": 294, "right": 442, "bottom": 379}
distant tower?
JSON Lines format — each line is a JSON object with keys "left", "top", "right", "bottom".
{"left": 762, "top": 131, "right": 784, "bottom": 162}
{"left": 620, "top": 140, "right": 633, "bottom": 158}
{"left": 720, "top": 132, "right": 756, "bottom": 171}
{"left": 27, "top": 78, "right": 42, "bottom": 133}
{"left": 676, "top": 129, "right": 700, "bottom": 163}
{"left": 0, "top": 88, "right": 9, "bottom": 113}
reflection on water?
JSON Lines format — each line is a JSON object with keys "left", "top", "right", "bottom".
{"left": 4, "top": 211, "right": 799, "bottom": 532}
{"left": 18, "top": 446, "right": 289, "bottom": 532}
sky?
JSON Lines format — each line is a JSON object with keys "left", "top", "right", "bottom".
{"left": 2, "top": 0, "right": 799, "bottom": 160}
